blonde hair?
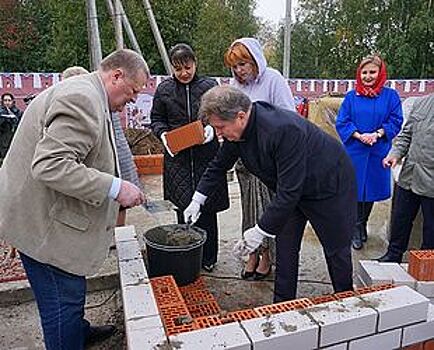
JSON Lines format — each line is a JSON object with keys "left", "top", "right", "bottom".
{"left": 224, "top": 42, "right": 258, "bottom": 76}
{"left": 62, "top": 66, "right": 89, "bottom": 79}
{"left": 359, "top": 55, "right": 383, "bottom": 69}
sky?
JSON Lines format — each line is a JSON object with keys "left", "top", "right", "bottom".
{"left": 254, "top": 0, "right": 297, "bottom": 25}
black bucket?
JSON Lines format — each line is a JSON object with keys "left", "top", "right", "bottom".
{"left": 143, "top": 224, "right": 207, "bottom": 286}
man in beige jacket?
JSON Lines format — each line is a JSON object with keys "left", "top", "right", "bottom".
{"left": 0, "top": 49, "right": 148, "bottom": 349}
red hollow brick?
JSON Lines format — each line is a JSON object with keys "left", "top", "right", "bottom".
{"left": 409, "top": 250, "right": 434, "bottom": 281}
{"left": 255, "top": 298, "right": 313, "bottom": 316}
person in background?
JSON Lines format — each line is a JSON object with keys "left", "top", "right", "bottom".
{"left": 62, "top": 66, "right": 143, "bottom": 226}
{"left": 0, "top": 49, "right": 148, "bottom": 350}
{"left": 184, "top": 86, "right": 357, "bottom": 302}
{"left": 150, "top": 43, "right": 229, "bottom": 272}
{"left": 379, "top": 93, "right": 434, "bottom": 262}
{"left": 223, "top": 37, "right": 295, "bottom": 280}
{"left": 0, "top": 92, "right": 22, "bottom": 160}
{"left": 336, "top": 55, "right": 403, "bottom": 250}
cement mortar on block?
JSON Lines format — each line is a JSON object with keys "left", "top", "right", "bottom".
{"left": 115, "top": 225, "right": 138, "bottom": 242}
{"left": 402, "top": 304, "right": 434, "bottom": 346}
{"left": 241, "top": 310, "right": 319, "bottom": 350}
{"left": 348, "top": 328, "right": 402, "bottom": 350}
{"left": 125, "top": 315, "right": 168, "bottom": 350}
{"left": 119, "top": 258, "right": 149, "bottom": 287}
{"left": 359, "top": 285, "right": 429, "bottom": 332}
{"left": 169, "top": 322, "right": 252, "bottom": 349}
{"left": 304, "top": 296, "right": 378, "bottom": 347}
{"left": 117, "top": 240, "right": 142, "bottom": 262}
{"left": 122, "top": 283, "right": 159, "bottom": 321}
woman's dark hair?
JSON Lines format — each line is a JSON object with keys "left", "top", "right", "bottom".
{"left": 1, "top": 93, "right": 14, "bottom": 103}
{"left": 169, "top": 43, "right": 196, "bottom": 66}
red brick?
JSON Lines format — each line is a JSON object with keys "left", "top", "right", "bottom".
{"left": 255, "top": 298, "right": 313, "bottom": 316}
{"left": 409, "top": 250, "right": 434, "bottom": 281}
{"left": 404, "top": 343, "right": 424, "bottom": 350}
{"left": 424, "top": 339, "right": 434, "bottom": 350}
{"left": 223, "top": 309, "right": 259, "bottom": 322}
{"left": 355, "top": 283, "right": 395, "bottom": 295}
{"left": 182, "top": 289, "right": 216, "bottom": 305}
{"left": 187, "top": 300, "right": 221, "bottom": 318}
{"left": 150, "top": 275, "right": 185, "bottom": 307}
{"left": 165, "top": 120, "right": 205, "bottom": 154}
{"left": 334, "top": 290, "right": 356, "bottom": 300}
{"left": 194, "top": 315, "right": 223, "bottom": 330}
{"left": 309, "top": 294, "right": 339, "bottom": 305}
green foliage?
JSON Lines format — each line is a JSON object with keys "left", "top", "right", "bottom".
{"left": 0, "top": 0, "right": 258, "bottom": 76}
{"left": 287, "top": 0, "right": 433, "bottom": 78}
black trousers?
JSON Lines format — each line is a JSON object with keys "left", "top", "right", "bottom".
{"left": 176, "top": 209, "right": 218, "bottom": 266}
{"left": 387, "top": 186, "right": 434, "bottom": 256}
{"left": 274, "top": 164, "right": 356, "bottom": 302}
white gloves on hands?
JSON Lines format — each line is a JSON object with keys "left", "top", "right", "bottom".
{"left": 203, "top": 125, "right": 215, "bottom": 144}
{"left": 183, "top": 192, "right": 207, "bottom": 224}
{"left": 161, "top": 132, "right": 175, "bottom": 157}
{"left": 233, "top": 225, "right": 274, "bottom": 259}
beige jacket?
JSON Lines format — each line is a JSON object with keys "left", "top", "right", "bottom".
{"left": 389, "top": 93, "right": 434, "bottom": 198}
{"left": 0, "top": 72, "right": 120, "bottom": 276}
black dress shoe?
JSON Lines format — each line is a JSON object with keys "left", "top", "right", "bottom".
{"left": 241, "top": 255, "right": 259, "bottom": 280}
{"left": 253, "top": 265, "right": 272, "bottom": 280}
{"left": 377, "top": 252, "right": 402, "bottom": 263}
{"left": 352, "top": 237, "right": 363, "bottom": 250}
{"left": 85, "top": 325, "right": 116, "bottom": 347}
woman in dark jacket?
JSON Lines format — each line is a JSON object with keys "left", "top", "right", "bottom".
{"left": 0, "top": 93, "right": 22, "bottom": 159}
{"left": 150, "top": 44, "right": 229, "bottom": 271}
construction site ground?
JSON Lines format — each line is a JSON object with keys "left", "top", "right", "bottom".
{"left": 0, "top": 174, "right": 420, "bottom": 350}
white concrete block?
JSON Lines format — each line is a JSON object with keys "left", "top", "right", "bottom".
{"left": 348, "top": 329, "right": 401, "bottom": 350}
{"left": 169, "top": 323, "right": 252, "bottom": 349}
{"left": 380, "top": 262, "right": 417, "bottom": 288}
{"left": 358, "top": 260, "right": 393, "bottom": 286}
{"left": 122, "top": 283, "right": 159, "bottom": 321}
{"left": 117, "top": 239, "right": 142, "bottom": 262}
{"left": 320, "top": 344, "right": 348, "bottom": 350}
{"left": 241, "top": 310, "right": 318, "bottom": 350}
{"left": 416, "top": 281, "right": 434, "bottom": 298}
{"left": 305, "top": 296, "right": 377, "bottom": 347}
{"left": 402, "top": 304, "right": 434, "bottom": 346}
{"left": 355, "top": 274, "right": 367, "bottom": 288}
{"left": 114, "top": 225, "right": 137, "bottom": 242}
{"left": 119, "top": 258, "right": 149, "bottom": 287}
{"left": 320, "top": 343, "right": 348, "bottom": 350}
{"left": 126, "top": 315, "right": 167, "bottom": 350}
{"left": 359, "top": 285, "right": 429, "bottom": 332}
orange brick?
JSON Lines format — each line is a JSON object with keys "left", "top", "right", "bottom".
{"left": 355, "top": 283, "right": 395, "bottom": 295}
{"left": 165, "top": 120, "right": 205, "bottom": 154}
{"left": 425, "top": 339, "right": 434, "bottom": 350}
{"left": 194, "top": 315, "right": 223, "bottom": 330}
{"left": 179, "top": 277, "right": 207, "bottom": 295}
{"left": 182, "top": 289, "right": 216, "bottom": 305}
{"left": 160, "top": 303, "right": 195, "bottom": 336}
{"left": 255, "top": 298, "right": 313, "bottom": 316}
{"left": 310, "top": 294, "right": 339, "bottom": 305}
{"left": 187, "top": 300, "right": 221, "bottom": 318}
{"left": 334, "top": 290, "right": 356, "bottom": 300}
{"left": 150, "top": 275, "right": 185, "bottom": 307}
{"left": 409, "top": 250, "right": 434, "bottom": 281}
{"left": 404, "top": 343, "right": 424, "bottom": 350}
{"left": 223, "top": 309, "right": 260, "bottom": 322}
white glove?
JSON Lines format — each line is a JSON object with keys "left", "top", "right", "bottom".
{"left": 161, "top": 132, "right": 175, "bottom": 157}
{"left": 183, "top": 192, "right": 207, "bottom": 224}
{"left": 203, "top": 125, "right": 214, "bottom": 144}
{"left": 233, "top": 225, "right": 274, "bottom": 259}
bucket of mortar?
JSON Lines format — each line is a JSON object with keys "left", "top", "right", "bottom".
{"left": 143, "top": 224, "right": 207, "bottom": 286}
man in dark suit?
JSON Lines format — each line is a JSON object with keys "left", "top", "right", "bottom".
{"left": 184, "top": 85, "right": 357, "bottom": 302}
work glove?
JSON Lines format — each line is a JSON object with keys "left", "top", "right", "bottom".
{"left": 160, "top": 132, "right": 175, "bottom": 157}
{"left": 203, "top": 125, "right": 215, "bottom": 144}
{"left": 183, "top": 192, "right": 207, "bottom": 224}
{"left": 233, "top": 225, "right": 274, "bottom": 259}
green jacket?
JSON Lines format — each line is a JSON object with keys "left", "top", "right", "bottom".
{"left": 389, "top": 93, "right": 434, "bottom": 198}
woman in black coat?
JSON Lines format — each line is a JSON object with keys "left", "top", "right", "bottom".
{"left": 150, "top": 44, "right": 229, "bottom": 271}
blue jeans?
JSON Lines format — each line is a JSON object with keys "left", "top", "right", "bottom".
{"left": 20, "top": 253, "right": 90, "bottom": 350}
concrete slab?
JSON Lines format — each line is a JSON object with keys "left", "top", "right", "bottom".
{"left": 402, "top": 304, "right": 434, "bottom": 346}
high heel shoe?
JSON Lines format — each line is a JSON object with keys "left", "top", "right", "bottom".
{"left": 253, "top": 265, "right": 272, "bottom": 280}
{"left": 241, "top": 255, "right": 259, "bottom": 280}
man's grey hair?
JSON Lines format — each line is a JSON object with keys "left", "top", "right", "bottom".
{"left": 199, "top": 85, "right": 252, "bottom": 122}
{"left": 100, "top": 49, "right": 150, "bottom": 80}
{"left": 62, "top": 66, "right": 89, "bottom": 79}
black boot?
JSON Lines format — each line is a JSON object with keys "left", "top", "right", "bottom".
{"left": 358, "top": 202, "right": 373, "bottom": 243}
{"left": 85, "top": 325, "right": 116, "bottom": 347}
{"left": 352, "top": 225, "right": 363, "bottom": 250}
{"left": 377, "top": 251, "right": 403, "bottom": 263}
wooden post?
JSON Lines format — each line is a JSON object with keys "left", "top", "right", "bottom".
{"left": 86, "top": 0, "right": 102, "bottom": 69}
